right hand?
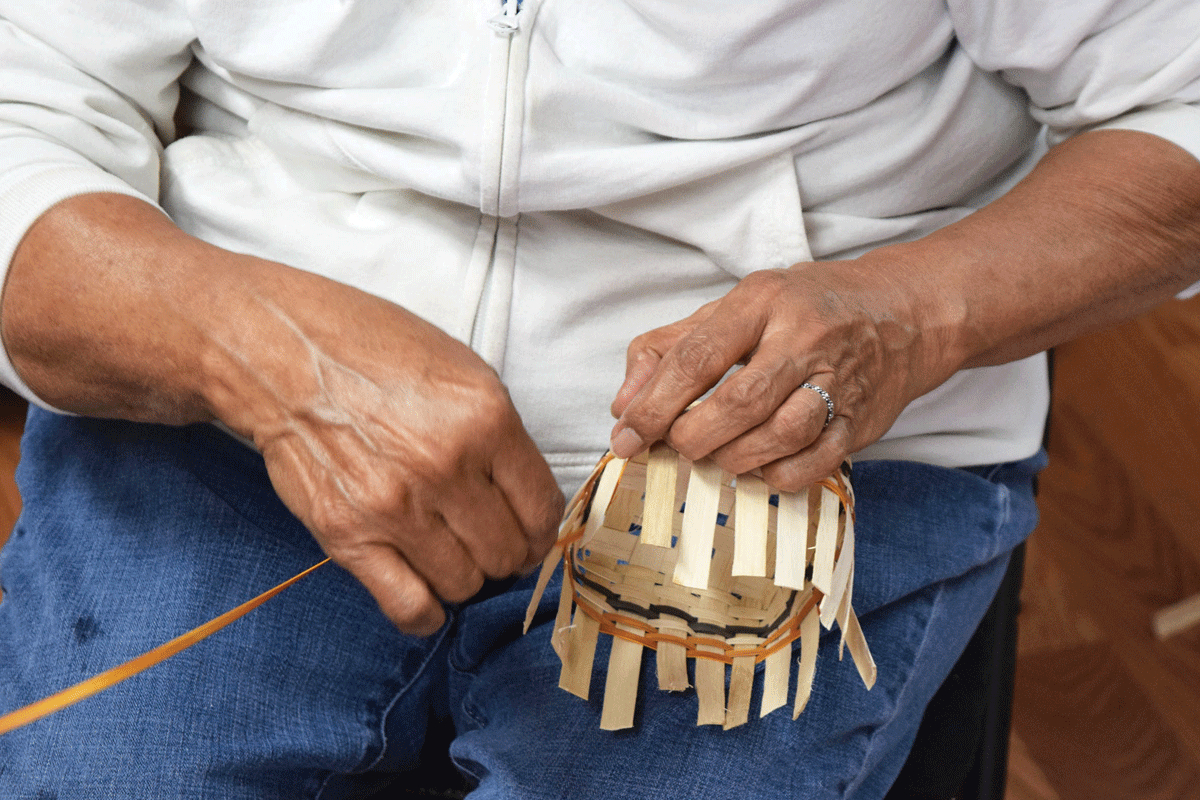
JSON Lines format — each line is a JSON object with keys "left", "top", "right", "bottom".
{"left": 3, "top": 194, "right": 564, "bottom": 636}
{"left": 204, "top": 258, "right": 565, "bottom": 635}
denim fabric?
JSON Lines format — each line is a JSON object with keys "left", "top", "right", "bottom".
{"left": 0, "top": 408, "right": 1042, "bottom": 799}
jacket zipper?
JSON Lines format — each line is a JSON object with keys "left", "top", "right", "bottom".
{"left": 463, "top": 0, "right": 528, "bottom": 369}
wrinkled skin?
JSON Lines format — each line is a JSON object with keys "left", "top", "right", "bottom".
{"left": 4, "top": 199, "right": 564, "bottom": 635}
{"left": 609, "top": 261, "right": 948, "bottom": 492}
{"left": 5, "top": 129, "right": 1200, "bottom": 633}
{"left": 206, "top": 282, "right": 566, "bottom": 635}
{"left": 610, "top": 130, "right": 1200, "bottom": 490}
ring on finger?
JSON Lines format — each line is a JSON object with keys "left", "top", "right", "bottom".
{"left": 799, "top": 382, "right": 835, "bottom": 429}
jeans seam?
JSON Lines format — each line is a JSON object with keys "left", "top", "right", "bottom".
{"left": 842, "top": 581, "right": 943, "bottom": 799}
{"left": 448, "top": 660, "right": 489, "bottom": 730}
{"left": 312, "top": 616, "right": 456, "bottom": 799}
{"left": 987, "top": 481, "right": 1013, "bottom": 562}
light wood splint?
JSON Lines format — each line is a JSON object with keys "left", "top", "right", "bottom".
{"left": 1153, "top": 592, "right": 1200, "bottom": 639}
{"left": 523, "top": 447, "right": 876, "bottom": 731}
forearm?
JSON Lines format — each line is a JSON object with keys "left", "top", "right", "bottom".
{"left": 0, "top": 191, "right": 493, "bottom": 442}
{"left": 1, "top": 192, "right": 230, "bottom": 423}
{"left": 872, "top": 128, "right": 1200, "bottom": 377}
{"left": 1, "top": 191, "right": 563, "bottom": 632}
{"left": 610, "top": 129, "right": 1200, "bottom": 488}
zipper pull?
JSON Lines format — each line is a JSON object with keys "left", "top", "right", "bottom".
{"left": 487, "top": 0, "right": 520, "bottom": 35}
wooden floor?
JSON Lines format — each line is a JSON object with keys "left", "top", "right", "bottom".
{"left": 0, "top": 389, "right": 22, "bottom": 536}
{"left": 1006, "top": 295, "right": 1200, "bottom": 800}
{"left": 0, "top": 296, "right": 1199, "bottom": 797}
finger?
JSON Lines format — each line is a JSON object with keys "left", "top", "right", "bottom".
{"left": 611, "top": 302, "right": 766, "bottom": 458}
{"left": 440, "top": 477, "right": 535, "bottom": 579}
{"left": 490, "top": 431, "right": 566, "bottom": 566}
{"left": 611, "top": 314, "right": 704, "bottom": 419}
{"left": 665, "top": 339, "right": 810, "bottom": 461}
{"left": 759, "top": 416, "right": 853, "bottom": 493}
{"left": 336, "top": 542, "right": 448, "bottom": 635}
{"left": 702, "top": 378, "right": 832, "bottom": 475}
{"left": 384, "top": 511, "right": 487, "bottom": 605}
{"left": 263, "top": 440, "right": 481, "bottom": 609}
{"left": 611, "top": 348, "right": 662, "bottom": 420}
{"left": 292, "top": 456, "right": 489, "bottom": 608}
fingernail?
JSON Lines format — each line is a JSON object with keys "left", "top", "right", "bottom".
{"left": 610, "top": 426, "right": 644, "bottom": 458}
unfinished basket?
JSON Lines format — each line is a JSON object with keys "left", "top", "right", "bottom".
{"left": 523, "top": 444, "right": 876, "bottom": 731}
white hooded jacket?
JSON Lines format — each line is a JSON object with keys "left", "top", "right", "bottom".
{"left": 1, "top": 0, "right": 1199, "bottom": 492}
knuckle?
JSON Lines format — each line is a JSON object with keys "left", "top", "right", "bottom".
{"left": 308, "top": 495, "right": 361, "bottom": 541}
{"left": 710, "top": 449, "right": 753, "bottom": 478}
{"left": 436, "top": 371, "right": 514, "bottom": 434}
{"left": 390, "top": 590, "right": 444, "bottom": 634}
{"left": 346, "top": 471, "right": 415, "bottom": 522}
{"left": 708, "top": 435, "right": 773, "bottom": 477}
{"left": 762, "top": 457, "right": 820, "bottom": 493}
{"left": 322, "top": 536, "right": 382, "bottom": 577}
{"left": 738, "top": 269, "right": 789, "bottom": 304}
{"left": 418, "top": 438, "right": 484, "bottom": 490}
{"left": 533, "top": 493, "right": 567, "bottom": 545}
{"left": 668, "top": 438, "right": 704, "bottom": 464}
{"left": 821, "top": 421, "right": 856, "bottom": 459}
{"left": 627, "top": 331, "right": 659, "bottom": 359}
{"left": 669, "top": 333, "right": 725, "bottom": 386}
{"left": 809, "top": 451, "right": 843, "bottom": 484}
{"left": 478, "top": 540, "right": 527, "bottom": 579}
{"left": 477, "top": 379, "right": 516, "bottom": 419}
{"left": 525, "top": 534, "right": 556, "bottom": 567}
{"left": 438, "top": 569, "right": 486, "bottom": 604}
{"left": 720, "top": 368, "right": 776, "bottom": 415}
{"left": 773, "top": 402, "right": 818, "bottom": 446}
{"left": 762, "top": 438, "right": 848, "bottom": 493}
{"left": 742, "top": 268, "right": 786, "bottom": 292}
{"left": 666, "top": 423, "right": 710, "bottom": 463}
{"left": 516, "top": 499, "right": 566, "bottom": 565}
{"left": 766, "top": 470, "right": 806, "bottom": 494}
{"left": 459, "top": 384, "right": 516, "bottom": 440}
{"left": 617, "top": 407, "right": 662, "bottom": 446}
{"left": 843, "top": 381, "right": 869, "bottom": 419}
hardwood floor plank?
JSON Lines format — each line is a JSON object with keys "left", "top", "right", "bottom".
{"left": 0, "top": 390, "right": 24, "bottom": 547}
{"left": 1014, "top": 641, "right": 1200, "bottom": 800}
{"left": 1006, "top": 731, "right": 1063, "bottom": 800}
{"left": 1011, "top": 295, "right": 1200, "bottom": 800}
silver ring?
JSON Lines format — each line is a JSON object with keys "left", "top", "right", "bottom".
{"left": 800, "top": 382, "right": 835, "bottom": 428}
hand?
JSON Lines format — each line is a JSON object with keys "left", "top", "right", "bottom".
{"left": 4, "top": 194, "right": 564, "bottom": 637}
{"left": 609, "top": 259, "right": 956, "bottom": 491}
{"left": 204, "top": 262, "right": 565, "bottom": 635}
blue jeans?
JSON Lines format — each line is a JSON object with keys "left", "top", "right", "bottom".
{"left": 0, "top": 408, "right": 1042, "bottom": 799}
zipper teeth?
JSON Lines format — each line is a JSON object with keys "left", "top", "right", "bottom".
{"left": 481, "top": 0, "right": 522, "bottom": 213}
{"left": 468, "top": 0, "right": 525, "bottom": 361}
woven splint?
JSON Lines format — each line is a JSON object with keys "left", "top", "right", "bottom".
{"left": 524, "top": 444, "right": 876, "bottom": 730}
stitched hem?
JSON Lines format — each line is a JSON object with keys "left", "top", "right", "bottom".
{"left": 314, "top": 615, "right": 457, "bottom": 799}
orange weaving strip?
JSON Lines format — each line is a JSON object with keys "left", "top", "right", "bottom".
{"left": 569, "top": 578, "right": 822, "bottom": 665}
{"left": 0, "top": 558, "right": 331, "bottom": 736}
{"left": 821, "top": 472, "right": 855, "bottom": 522}
{"left": 555, "top": 463, "right": 847, "bottom": 666}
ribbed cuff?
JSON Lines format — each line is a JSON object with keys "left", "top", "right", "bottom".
{"left": 0, "top": 163, "right": 157, "bottom": 412}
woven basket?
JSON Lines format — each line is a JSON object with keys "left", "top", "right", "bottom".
{"left": 524, "top": 444, "right": 875, "bottom": 730}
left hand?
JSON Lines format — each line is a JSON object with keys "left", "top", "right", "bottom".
{"left": 610, "top": 130, "right": 1200, "bottom": 481}
{"left": 609, "top": 258, "right": 957, "bottom": 490}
